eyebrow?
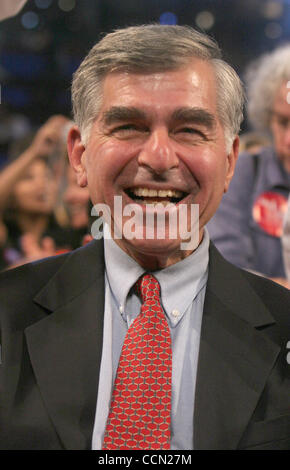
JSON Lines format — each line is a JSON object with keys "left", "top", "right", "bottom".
{"left": 171, "top": 107, "right": 216, "bottom": 130}
{"left": 100, "top": 105, "right": 216, "bottom": 131}
{"left": 101, "top": 106, "right": 147, "bottom": 126}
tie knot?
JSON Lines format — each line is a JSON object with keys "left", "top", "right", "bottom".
{"left": 135, "top": 273, "right": 161, "bottom": 303}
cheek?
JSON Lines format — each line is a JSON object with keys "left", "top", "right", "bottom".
{"left": 86, "top": 141, "right": 137, "bottom": 188}
{"left": 183, "top": 149, "right": 224, "bottom": 185}
{"left": 12, "top": 192, "right": 31, "bottom": 211}
{"left": 187, "top": 152, "right": 229, "bottom": 214}
{"left": 13, "top": 183, "right": 31, "bottom": 202}
{"left": 85, "top": 154, "right": 112, "bottom": 205}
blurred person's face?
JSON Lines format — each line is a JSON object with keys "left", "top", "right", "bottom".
{"left": 270, "top": 81, "right": 290, "bottom": 171}
{"left": 64, "top": 165, "right": 90, "bottom": 221}
{"left": 68, "top": 60, "right": 239, "bottom": 268}
{"left": 12, "top": 159, "right": 56, "bottom": 215}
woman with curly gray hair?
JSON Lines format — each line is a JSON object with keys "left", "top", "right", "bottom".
{"left": 246, "top": 45, "right": 290, "bottom": 170}
{"left": 208, "top": 44, "right": 290, "bottom": 284}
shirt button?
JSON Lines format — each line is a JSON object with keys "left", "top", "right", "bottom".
{"left": 119, "top": 305, "right": 124, "bottom": 313}
{"left": 172, "top": 309, "right": 180, "bottom": 318}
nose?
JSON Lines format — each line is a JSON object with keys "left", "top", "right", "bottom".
{"left": 138, "top": 127, "right": 179, "bottom": 175}
{"left": 35, "top": 174, "right": 49, "bottom": 191}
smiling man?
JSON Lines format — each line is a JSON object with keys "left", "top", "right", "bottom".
{"left": 0, "top": 25, "right": 290, "bottom": 450}
{"left": 68, "top": 58, "right": 238, "bottom": 269}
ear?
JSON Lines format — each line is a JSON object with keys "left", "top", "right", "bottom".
{"left": 67, "top": 125, "right": 87, "bottom": 187}
{"left": 224, "top": 136, "right": 239, "bottom": 193}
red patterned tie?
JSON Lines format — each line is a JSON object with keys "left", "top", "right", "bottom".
{"left": 102, "top": 273, "right": 172, "bottom": 450}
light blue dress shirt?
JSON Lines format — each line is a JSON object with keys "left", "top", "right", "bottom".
{"left": 92, "top": 225, "right": 209, "bottom": 450}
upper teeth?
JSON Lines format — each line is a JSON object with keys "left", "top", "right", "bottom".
{"left": 131, "top": 188, "right": 183, "bottom": 198}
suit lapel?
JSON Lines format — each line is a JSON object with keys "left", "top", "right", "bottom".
{"left": 25, "top": 240, "right": 105, "bottom": 450}
{"left": 194, "top": 244, "right": 280, "bottom": 449}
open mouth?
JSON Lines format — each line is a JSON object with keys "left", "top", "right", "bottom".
{"left": 125, "top": 187, "right": 188, "bottom": 206}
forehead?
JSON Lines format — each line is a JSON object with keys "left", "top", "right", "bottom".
{"left": 273, "top": 81, "right": 290, "bottom": 116}
{"left": 100, "top": 59, "right": 218, "bottom": 117}
{"left": 16, "top": 160, "right": 50, "bottom": 185}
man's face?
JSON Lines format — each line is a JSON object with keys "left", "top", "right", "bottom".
{"left": 270, "top": 81, "right": 290, "bottom": 171}
{"left": 68, "top": 59, "right": 238, "bottom": 268}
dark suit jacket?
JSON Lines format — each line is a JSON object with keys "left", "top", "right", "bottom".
{"left": 0, "top": 240, "right": 289, "bottom": 450}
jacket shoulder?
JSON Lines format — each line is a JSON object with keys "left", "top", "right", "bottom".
{"left": 0, "top": 240, "right": 104, "bottom": 330}
{"left": 0, "top": 254, "right": 72, "bottom": 333}
{"left": 208, "top": 242, "right": 290, "bottom": 332}
{"left": 241, "top": 269, "right": 290, "bottom": 328}
{"left": 0, "top": 253, "right": 70, "bottom": 304}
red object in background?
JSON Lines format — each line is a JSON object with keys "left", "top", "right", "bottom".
{"left": 252, "top": 191, "right": 288, "bottom": 237}
{"left": 54, "top": 248, "right": 71, "bottom": 255}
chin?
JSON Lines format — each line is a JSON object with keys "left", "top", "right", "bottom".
{"left": 121, "top": 235, "right": 184, "bottom": 257}
{"left": 29, "top": 206, "right": 52, "bottom": 215}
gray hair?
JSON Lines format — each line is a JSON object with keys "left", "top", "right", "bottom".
{"left": 246, "top": 44, "right": 290, "bottom": 133}
{"left": 72, "top": 24, "right": 244, "bottom": 151}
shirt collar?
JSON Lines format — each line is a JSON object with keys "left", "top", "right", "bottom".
{"left": 153, "top": 229, "right": 209, "bottom": 325}
{"left": 104, "top": 224, "right": 210, "bottom": 326}
{"left": 104, "top": 223, "right": 145, "bottom": 313}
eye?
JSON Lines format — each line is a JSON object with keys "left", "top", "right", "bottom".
{"left": 273, "top": 114, "right": 290, "bottom": 128}
{"left": 278, "top": 118, "right": 289, "bottom": 128}
{"left": 114, "top": 124, "right": 138, "bottom": 131}
{"left": 179, "top": 127, "right": 201, "bottom": 134}
{"left": 111, "top": 123, "right": 148, "bottom": 137}
{"left": 174, "top": 126, "right": 208, "bottom": 140}
{"left": 21, "top": 172, "right": 34, "bottom": 181}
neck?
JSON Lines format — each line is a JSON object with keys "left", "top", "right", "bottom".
{"left": 126, "top": 250, "right": 192, "bottom": 270}
{"left": 113, "top": 229, "right": 204, "bottom": 270}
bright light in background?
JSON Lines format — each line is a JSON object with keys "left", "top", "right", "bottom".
{"left": 58, "top": 0, "right": 76, "bottom": 12}
{"left": 262, "top": 0, "right": 283, "bottom": 19}
{"left": 21, "top": 11, "right": 39, "bottom": 29}
{"left": 265, "top": 21, "right": 283, "bottom": 38}
{"left": 34, "top": 0, "right": 53, "bottom": 9}
{"left": 159, "top": 12, "right": 178, "bottom": 25}
{"left": 195, "top": 11, "right": 215, "bottom": 31}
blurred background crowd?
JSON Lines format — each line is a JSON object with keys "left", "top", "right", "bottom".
{"left": 1, "top": 0, "right": 290, "bottom": 287}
